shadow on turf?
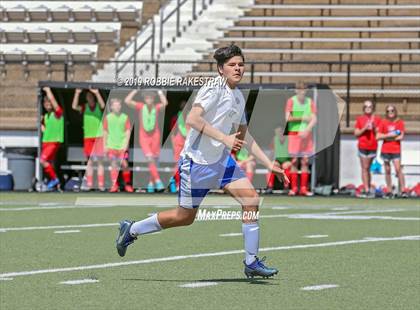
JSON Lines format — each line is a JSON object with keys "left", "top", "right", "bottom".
{"left": 122, "top": 278, "right": 278, "bottom": 285}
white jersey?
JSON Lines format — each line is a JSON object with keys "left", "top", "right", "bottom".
{"left": 181, "top": 77, "right": 247, "bottom": 165}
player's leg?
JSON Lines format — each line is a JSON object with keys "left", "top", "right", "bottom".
{"left": 96, "top": 159, "right": 105, "bottom": 191}
{"left": 41, "top": 142, "right": 60, "bottom": 189}
{"left": 85, "top": 159, "right": 94, "bottom": 189}
{"left": 359, "top": 154, "right": 372, "bottom": 194}
{"left": 121, "top": 157, "right": 133, "bottom": 193}
{"left": 224, "top": 177, "right": 278, "bottom": 278}
{"left": 281, "top": 161, "right": 292, "bottom": 190}
{"left": 299, "top": 155, "right": 313, "bottom": 196}
{"left": 392, "top": 157, "right": 407, "bottom": 196}
{"left": 289, "top": 157, "right": 299, "bottom": 195}
{"left": 109, "top": 151, "right": 120, "bottom": 192}
{"left": 383, "top": 159, "right": 392, "bottom": 194}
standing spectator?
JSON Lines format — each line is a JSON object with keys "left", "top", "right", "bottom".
{"left": 285, "top": 82, "right": 317, "bottom": 196}
{"left": 169, "top": 100, "right": 189, "bottom": 193}
{"left": 354, "top": 100, "right": 381, "bottom": 198}
{"left": 72, "top": 88, "right": 106, "bottom": 191}
{"left": 376, "top": 105, "right": 408, "bottom": 198}
{"left": 265, "top": 127, "right": 292, "bottom": 194}
{"left": 103, "top": 98, "right": 133, "bottom": 193}
{"left": 125, "top": 90, "right": 168, "bottom": 192}
{"left": 40, "top": 87, "right": 64, "bottom": 190}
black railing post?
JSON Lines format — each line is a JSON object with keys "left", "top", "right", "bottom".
{"left": 151, "top": 19, "right": 155, "bottom": 61}
{"left": 155, "top": 62, "right": 159, "bottom": 80}
{"left": 133, "top": 38, "right": 137, "bottom": 78}
{"left": 64, "top": 62, "right": 68, "bottom": 81}
{"left": 159, "top": 9, "right": 164, "bottom": 53}
{"left": 346, "top": 63, "right": 351, "bottom": 127}
{"left": 250, "top": 63, "right": 254, "bottom": 83}
{"left": 176, "top": 0, "right": 181, "bottom": 37}
{"left": 192, "top": 0, "right": 197, "bottom": 20}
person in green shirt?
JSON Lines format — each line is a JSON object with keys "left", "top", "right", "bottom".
{"left": 103, "top": 98, "right": 133, "bottom": 193}
{"left": 72, "top": 88, "right": 106, "bottom": 191}
{"left": 40, "top": 87, "right": 64, "bottom": 190}
{"left": 265, "top": 127, "right": 292, "bottom": 194}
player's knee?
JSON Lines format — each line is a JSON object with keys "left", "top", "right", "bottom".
{"left": 243, "top": 192, "right": 260, "bottom": 208}
{"left": 384, "top": 164, "right": 391, "bottom": 174}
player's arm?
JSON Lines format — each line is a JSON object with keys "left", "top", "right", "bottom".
{"left": 124, "top": 90, "right": 138, "bottom": 109}
{"left": 186, "top": 104, "right": 245, "bottom": 151}
{"left": 157, "top": 90, "right": 168, "bottom": 108}
{"left": 239, "top": 124, "right": 289, "bottom": 184}
{"left": 285, "top": 111, "right": 307, "bottom": 122}
{"left": 43, "top": 87, "right": 60, "bottom": 112}
{"left": 71, "top": 88, "right": 83, "bottom": 112}
{"left": 90, "top": 88, "right": 106, "bottom": 110}
{"left": 102, "top": 117, "right": 108, "bottom": 152}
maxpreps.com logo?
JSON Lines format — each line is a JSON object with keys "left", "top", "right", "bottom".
{"left": 195, "top": 209, "right": 259, "bottom": 221}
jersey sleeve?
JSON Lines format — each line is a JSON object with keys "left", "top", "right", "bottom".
{"left": 378, "top": 119, "right": 386, "bottom": 134}
{"left": 135, "top": 102, "right": 144, "bottom": 111}
{"left": 125, "top": 117, "right": 131, "bottom": 130}
{"left": 398, "top": 120, "right": 405, "bottom": 133}
{"left": 310, "top": 100, "right": 317, "bottom": 114}
{"left": 374, "top": 116, "right": 382, "bottom": 128}
{"left": 285, "top": 99, "right": 293, "bottom": 113}
{"left": 54, "top": 105, "right": 63, "bottom": 118}
{"left": 193, "top": 85, "right": 221, "bottom": 112}
{"left": 103, "top": 117, "right": 108, "bottom": 131}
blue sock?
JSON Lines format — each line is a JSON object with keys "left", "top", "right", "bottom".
{"left": 242, "top": 222, "right": 259, "bottom": 265}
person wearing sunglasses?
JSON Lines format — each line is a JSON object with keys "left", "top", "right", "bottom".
{"left": 354, "top": 100, "right": 381, "bottom": 198}
{"left": 376, "top": 105, "right": 408, "bottom": 198}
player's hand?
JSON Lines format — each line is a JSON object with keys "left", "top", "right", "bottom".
{"left": 89, "top": 88, "right": 99, "bottom": 94}
{"left": 42, "top": 87, "right": 51, "bottom": 93}
{"left": 75, "top": 88, "right": 82, "bottom": 95}
{"left": 223, "top": 132, "right": 246, "bottom": 152}
{"left": 270, "top": 161, "right": 290, "bottom": 186}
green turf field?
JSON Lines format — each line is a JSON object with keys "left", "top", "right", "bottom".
{"left": 0, "top": 193, "right": 419, "bottom": 310}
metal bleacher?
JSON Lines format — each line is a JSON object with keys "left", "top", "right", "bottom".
{"left": 189, "top": 0, "right": 420, "bottom": 132}
{"left": 0, "top": 1, "right": 144, "bottom": 130}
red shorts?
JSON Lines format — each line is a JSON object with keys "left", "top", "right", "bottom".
{"left": 171, "top": 134, "right": 185, "bottom": 161}
{"left": 288, "top": 131, "right": 314, "bottom": 157}
{"left": 41, "top": 142, "right": 61, "bottom": 161}
{"left": 107, "top": 149, "right": 129, "bottom": 161}
{"left": 139, "top": 130, "right": 161, "bottom": 158}
{"left": 84, "top": 137, "right": 104, "bottom": 158}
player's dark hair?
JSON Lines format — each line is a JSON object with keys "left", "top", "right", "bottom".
{"left": 213, "top": 44, "right": 245, "bottom": 69}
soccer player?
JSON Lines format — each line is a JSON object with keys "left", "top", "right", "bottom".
{"left": 354, "top": 100, "right": 381, "bottom": 198}
{"left": 40, "top": 86, "right": 64, "bottom": 190}
{"left": 376, "top": 105, "right": 408, "bottom": 198}
{"left": 169, "top": 99, "right": 189, "bottom": 192}
{"left": 103, "top": 98, "right": 133, "bottom": 193}
{"left": 72, "top": 88, "right": 106, "bottom": 190}
{"left": 285, "top": 82, "right": 317, "bottom": 196}
{"left": 116, "top": 45, "right": 289, "bottom": 279}
{"left": 265, "top": 127, "right": 291, "bottom": 194}
{"left": 125, "top": 89, "right": 168, "bottom": 192}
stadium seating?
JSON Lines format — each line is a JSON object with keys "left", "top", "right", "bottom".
{"left": 0, "top": 0, "right": 146, "bottom": 130}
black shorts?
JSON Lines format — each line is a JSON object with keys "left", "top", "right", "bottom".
{"left": 358, "top": 149, "right": 376, "bottom": 158}
{"left": 381, "top": 153, "right": 401, "bottom": 162}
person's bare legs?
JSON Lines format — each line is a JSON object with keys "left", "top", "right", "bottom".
{"left": 360, "top": 156, "right": 373, "bottom": 192}
{"left": 383, "top": 161, "right": 392, "bottom": 192}
{"left": 157, "top": 207, "right": 198, "bottom": 228}
{"left": 392, "top": 158, "right": 406, "bottom": 193}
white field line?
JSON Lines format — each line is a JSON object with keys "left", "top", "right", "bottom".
{"left": 0, "top": 278, "right": 13, "bottom": 281}
{"left": 1, "top": 210, "right": 419, "bottom": 232}
{"left": 301, "top": 284, "right": 339, "bottom": 291}
{"left": 0, "top": 235, "right": 418, "bottom": 279}
{"left": 219, "top": 233, "right": 242, "bottom": 237}
{"left": 179, "top": 282, "right": 219, "bottom": 288}
{"left": 60, "top": 279, "right": 99, "bottom": 285}
{"left": 304, "top": 235, "right": 329, "bottom": 238}
{"left": 54, "top": 230, "right": 81, "bottom": 234}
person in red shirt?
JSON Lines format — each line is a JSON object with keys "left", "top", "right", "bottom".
{"left": 72, "top": 88, "right": 106, "bottom": 191}
{"left": 285, "top": 82, "right": 317, "bottom": 196}
{"left": 354, "top": 100, "right": 381, "bottom": 197}
{"left": 125, "top": 90, "right": 168, "bottom": 192}
{"left": 40, "top": 87, "right": 64, "bottom": 190}
{"left": 103, "top": 98, "right": 133, "bottom": 193}
{"left": 376, "top": 105, "right": 408, "bottom": 197}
